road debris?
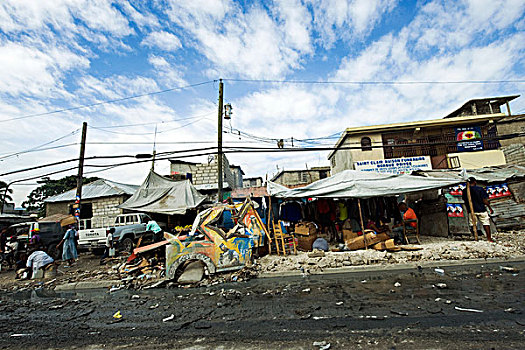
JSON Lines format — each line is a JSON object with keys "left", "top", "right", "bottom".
{"left": 434, "top": 283, "right": 448, "bottom": 289}
{"left": 313, "top": 341, "right": 331, "bottom": 350}
{"left": 434, "top": 268, "right": 445, "bottom": 276}
{"left": 113, "top": 310, "right": 122, "bottom": 319}
{"left": 394, "top": 281, "right": 401, "bottom": 287}
{"left": 162, "top": 314, "right": 175, "bottom": 322}
{"left": 454, "top": 306, "right": 483, "bottom": 313}
{"left": 499, "top": 266, "right": 519, "bottom": 273}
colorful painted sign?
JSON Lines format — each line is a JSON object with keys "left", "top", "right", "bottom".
{"left": 486, "top": 183, "right": 511, "bottom": 199}
{"left": 447, "top": 203, "right": 465, "bottom": 217}
{"left": 455, "top": 126, "right": 483, "bottom": 152}
{"left": 354, "top": 156, "right": 432, "bottom": 174}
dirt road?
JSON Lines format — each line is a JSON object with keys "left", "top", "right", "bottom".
{"left": 1, "top": 260, "right": 523, "bottom": 349}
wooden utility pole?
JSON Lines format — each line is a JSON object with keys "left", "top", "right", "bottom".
{"left": 466, "top": 182, "right": 478, "bottom": 241}
{"left": 357, "top": 198, "right": 368, "bottom": 249}
{"left": 75, "top": 122, "right": 88, "bottom": 223}
{"left": 217, "top": 79, "right": 224, "bottom": 203}
{"left": 151, "top": 124, "right": 157, "bottom": 171}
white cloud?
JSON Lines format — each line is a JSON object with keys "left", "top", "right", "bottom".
{"left": 166, "top": 0, "right": 312, "bottom": 78}
{"left": 148, "top": 55, "right": 187, "bottom": 87}
{"left": 141, "top": 31, "right": 182, "bottom": 51}
{"left": 0, "top": 41, "right": 89, "bottom": 98}
{"left": 308, "top": 0, "right": 398, "bottom": 47}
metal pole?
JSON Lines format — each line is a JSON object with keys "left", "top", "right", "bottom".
{"left": 217, "top": 79, "right": 224, "bottom": 203}
{"left": 0, "top": 183, "right": 10, "bottom": 215}
{"left": 75, "top": 122, "right": 88, "bottom": 223}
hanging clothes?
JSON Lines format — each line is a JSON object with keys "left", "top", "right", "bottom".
{"left": 338, "top": 201, "right": 348, "bottom": 221}
{"left": 280, "top": 201, "right": 302, "bottom": 222}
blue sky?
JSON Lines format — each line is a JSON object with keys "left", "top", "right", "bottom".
{"left": 0, "top": 0, "right": 524, "bottom": 205}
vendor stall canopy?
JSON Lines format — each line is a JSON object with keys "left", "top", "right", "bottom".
{"left": 267, "top": 170, "right": 462, "bottom": 199}
{"left": 119, "top": 170, "right": 206, "bottom": 215}
{"left": 413, "top": 165, "right": 525, "bottom": 184}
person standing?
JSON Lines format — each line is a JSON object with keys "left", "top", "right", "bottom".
{"left": 462, "top": 177, "right": 495, "bottom": 242}
{"left": 57, "top": 225, "right": 78, "bottom": 266}
{"left": 100, "top": 228, "right": 114, "bottom": 265}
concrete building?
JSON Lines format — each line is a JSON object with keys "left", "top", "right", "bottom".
{"left": 328, "top": 95, "right": 520, "bottom": 174}
{"left": 243, "top": 177, "right": 264, "bottom": 188}
{"left": 271, "top": 166, "right": 330, "bottom": 188}
{"left": 44, "top": 179, "right": 138, "bottom": 229}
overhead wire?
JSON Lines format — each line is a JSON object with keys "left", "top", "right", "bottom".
{"left": 0, "top": 80, "right": 216, "bottom": 124}
{"left": 223, "top": 78, "right": 525, "bottom": 85}
{"left": 0, "top": 129, "right": 80, "bottom": 160}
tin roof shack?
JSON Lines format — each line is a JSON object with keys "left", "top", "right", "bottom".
{"left": 271, "top": 166, "right": 330, "bottom": 188}
{"left": 243, "top": 177, "right": 263, "bottom": 188}
{"left": 328, "top": 95, "right": 519, "bottom": 174}
{"left": 44, "top": 179, "right": 138, "bottom": 230}
{"left": 415, "top": 165, "right": 525, "bottom": 231}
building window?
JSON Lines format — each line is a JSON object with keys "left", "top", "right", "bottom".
{"left": 361, "top": 137, "right": 372, "bottom": 151}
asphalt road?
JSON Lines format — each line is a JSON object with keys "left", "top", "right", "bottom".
{"left": 0, "top": 260, "right": 523, "bottom": 349}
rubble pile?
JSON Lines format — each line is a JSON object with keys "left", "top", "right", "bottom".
{"left": 259, "top": 230, "right": 525, "bottom": 274}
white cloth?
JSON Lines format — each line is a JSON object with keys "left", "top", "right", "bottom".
{"left": 106, "top": 233, "right": 113, "bottom": 248}
{"left": 26, "top": 251, "right": 54, "bottom": 277}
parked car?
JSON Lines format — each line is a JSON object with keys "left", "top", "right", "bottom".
{"left": 4, "top": 221, "right": 65, "bottom": 258}
{"left": 164, "top": 199, "right": 269, "bottom": 282}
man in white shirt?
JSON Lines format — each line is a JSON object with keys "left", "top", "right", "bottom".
{"left": 100, "top": 228, "right": 115, "bottom": 265}
{"left": 26, "top": 250, "right": 54, "bottom": 279}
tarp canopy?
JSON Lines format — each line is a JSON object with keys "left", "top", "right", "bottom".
{"left": 119, "top": 170, "right": 206, "bottom": 215}
{"left": 268, "top": 170, "right": 462, "bottom": 199}
{"left": 266, "top": 181, "right": 292, "bottom": 197}
{"left": 412, "top": 165, "right": 525, "bottom": 184}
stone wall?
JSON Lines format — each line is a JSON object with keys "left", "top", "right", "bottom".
{"left": 91, "top": 196, "right": 125, "bottom": 228}
{"left": 193, "top": 155, "right": 236, "bottom": 188}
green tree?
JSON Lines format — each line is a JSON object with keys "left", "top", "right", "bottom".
{"left": 22, "top": 175, "right": 99, "bottom": 217}
{"left": 0, "top": 180, "right": 13, "bottom": 211}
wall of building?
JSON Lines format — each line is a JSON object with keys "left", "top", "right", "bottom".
{"left": 273, "top": 169, "right": 328, "bottom": 187}
{"left": 243, "top": 178, "right": 263, "bottom": 188}
{"left": 503, "top": 144, "right": 525, "bottom": 166}
{"left": 229, "top": 167, "right": 244, "bottom": 188}
{"left": 45, "top": 196, "right": 127, "bottom": 228}
{"left": 192, "top": 155, "right": 236, "bottom": 188}
{"left": 45, "top": 202, "right": 69, "bottom": 217}
{"left": 447, "top": 149, "right": 506, "bottom": 169}
{"left": 91, "top": 196, "right": 126, "bottom": 228}
{"left": 497, "top": 115, "right": 525, "bottom": 147}
{"left": 170, "top": 162, "right": 197, "bottom": 176}
{"left": 330, "top": 134, "right": 384, "bottom": 174}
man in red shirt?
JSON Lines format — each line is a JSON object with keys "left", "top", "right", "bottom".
{"left": 391, "top": 202, "right": 417, "bottom": 243}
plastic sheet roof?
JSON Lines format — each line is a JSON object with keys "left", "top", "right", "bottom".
{"left": 44, "top": 179, "right": 138, "bottom": 203}
{"left": 413, "top": 165, "right": 525, "bottom": 183}
{"left": 118, "top": 170, "right": 206, "bottom": 215}
{"left": 268, "top": 170, "right": 462, "bottom": 199}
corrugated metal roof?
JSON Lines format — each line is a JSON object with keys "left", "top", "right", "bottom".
{"left": 44, "top": 179, "right": 138, "bottom": 203}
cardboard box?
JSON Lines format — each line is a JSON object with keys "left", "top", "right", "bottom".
{"left": 372, "top": 239, "right": 395, "bottom": 251}
{"left": 342, "top": 229, "right": 358, "bottom": 241}
{"left": 345, "top": 232, "right": 390, "bottom": 251}
{"left": 294, "top": 222, "right": 317, "bottom": 236}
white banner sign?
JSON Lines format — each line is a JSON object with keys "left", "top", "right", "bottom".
{"left": 354, "top": 156, "right": 432, "bottom": 174}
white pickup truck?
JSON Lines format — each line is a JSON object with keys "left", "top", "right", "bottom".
{"left": 78, "top": 213, "right": 152, "bottom": 253}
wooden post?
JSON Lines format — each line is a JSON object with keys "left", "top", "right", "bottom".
{"left": 267, "top": 196, "right": 272, "bottom": 254}
{"left": 357, "top": 198, "right": 367, "bottom": 249}
{"left": 466, "top": 182, "right": 478, "bottom": 241}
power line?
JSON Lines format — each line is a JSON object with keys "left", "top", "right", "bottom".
{"left": 0, "top": 80, "right": 216, "bottom": 124}
{"left": 0, "top": 129, "right": 80, "bottom": 160}
{"left": 90, "top": 110, "right": 217, "bottom": 129}
{"left": 224, "top": 78, "right": 525, "bottom": 85}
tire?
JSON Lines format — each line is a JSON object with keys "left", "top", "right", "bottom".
{"left": 121, "top": 237, "right": 134, "bottom": 253}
